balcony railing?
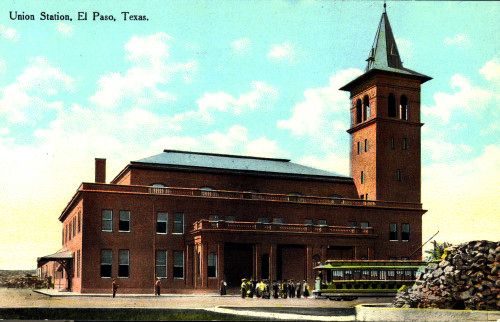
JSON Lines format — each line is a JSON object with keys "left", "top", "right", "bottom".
{"left": 80, "top": 182, "right": 422, "bottom": 210}
{"left": 192, "top": 219, "right": 375, "bottom": 236}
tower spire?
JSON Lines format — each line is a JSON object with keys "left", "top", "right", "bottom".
{"left": 366, "top": 7, "right": 402, "bottom": 72}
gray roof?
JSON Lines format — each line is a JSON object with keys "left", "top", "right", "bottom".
{"left": 133, "top": 150, "right": 350, "bottom": 179}
{"left": 340, "top": 9, "right": 431, "bottom": 91}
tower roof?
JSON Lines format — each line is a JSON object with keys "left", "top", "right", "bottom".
{"left": 340, "top": 6, "right": 431, "bottom": 92}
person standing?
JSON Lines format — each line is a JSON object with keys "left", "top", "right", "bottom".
{"left": 241, "top": 278, "right": 247, "bottom": 298}
{"left": 302, "top": 280, "right": 310, "bottom": 298}
{"left": 219, "top": 279, "right": 227, "bottom": 296}
{"left": 297, "top": 280, "right": 302, "bottom": 298}
{"left": 111, "top": 278, "right": 119, "bottom": 298}
{"left": 155, "top": 277, "right": 161, "bottom": 296}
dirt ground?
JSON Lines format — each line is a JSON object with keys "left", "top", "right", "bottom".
{"left": 0, "top": 287, "right": 392, "bottom": 309}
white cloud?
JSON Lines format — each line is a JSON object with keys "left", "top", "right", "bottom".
{"left": 422, "top": 144, "right": 500, "bottom": 244}
{"left": 267, "top": 41, "right": 302, "bottom": 64}
{"left": 231, "top": 38, "right": 252, "bottom": 56}
{"left": 479, "top": 57, "right": 500, "bottom": 83}
{"left": 0, "top": 58, "right": 5, "bottom": 73}
{"left": 90, "top": 32, "right": 197, "bottom": 109}
{"left": 396, "top": 38, "right": 415, "bottom": 62}
{"left": 423, "top": 138, "right": 472, "bottom": 162}
{"left": 152, "top": 125, "right": 285, "bottom": 159}
{"left": 422, "top": 73, "right": 493, "bottom": 123}
{"left": 278, "top": 68, "right": 362, "bottom": 136}
{"left": 0, "top": 57, "right": 74, "bottom": 124}
{"left": 56, "top": 22, "right": 75, "bottom": 37}
{"left": 480, "top": 121, "right": 500, "bottom": 136}
{"left": 193, "top": 81, "right": 279, "bottom": 122}
{"left": 297, "top": 153, "right": 349, "bottom": 177}
{"left": 443, "top": 33, "right": 471, "bottom": 48}
{"left": 0, "top": 24, "right": 19, "bottom": 41}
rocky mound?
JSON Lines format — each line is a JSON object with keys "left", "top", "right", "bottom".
{"left": 394, "top": 240, "right": 500, "bottom": 310}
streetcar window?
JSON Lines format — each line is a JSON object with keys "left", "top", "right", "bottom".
{"left": 362, "top": 270, "right": 370, "bottom": 280}
{"left": 380, "top": 270, "right": 387, "bottom": 280}
{"left": 371, "top": 270, "right": 379, "bottom": 279}
{"left": 405, "top": 270, "right": 412, "bottom": 280}
{"left": 388, "top": 270, "right": 395, "bottom": 280}
{"left": 345, "top": 270, "right": 353, "bottom": 280}
{"left": 354, "top": 270, "right": 361, "bottom": 280}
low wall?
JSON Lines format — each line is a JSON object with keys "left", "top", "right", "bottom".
{"left": 356, "top": 304, "right": 500, "bottom": 321}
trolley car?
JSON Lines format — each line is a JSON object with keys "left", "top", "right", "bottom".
{"left": 313, "top": 260, "right": 426, "bottom": 300}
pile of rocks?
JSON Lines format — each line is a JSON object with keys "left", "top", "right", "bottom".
{"left": 394, "top": 240, "right": 500, "bottom": 310}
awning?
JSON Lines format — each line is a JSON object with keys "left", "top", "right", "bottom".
{"left": 37, "top": 250, "right": 73, "bottom": 266}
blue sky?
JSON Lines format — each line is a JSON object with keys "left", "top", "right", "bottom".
{"left": 0, "top": 0, "right": 499, "bottom": 269}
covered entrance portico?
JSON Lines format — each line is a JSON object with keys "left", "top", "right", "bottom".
{"left": 187, "top": 219, "right": 377, "bottom": 290}
{"left": 37, "top": 250, "right": 74, "bottom": 291}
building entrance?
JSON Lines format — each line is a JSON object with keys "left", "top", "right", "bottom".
{"left": 224, "top": 243, "right": 253, "bottom": 287}
{"left": 277, "top": 245, "right": 305, "bottom": 281}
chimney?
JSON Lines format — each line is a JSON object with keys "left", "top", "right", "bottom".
{"left": 95, "top": 158, "right": 106, "bottom": 183}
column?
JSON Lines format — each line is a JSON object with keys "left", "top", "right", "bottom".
{"left": 201, "top": 242, "right": 208, "bottom": 288}
{"left": 218, "top": 242, "right": 224, "bottom": 284}
{"left": 254, "top": 244, "right": 261, "bottom": 280}
{"left": 270, "top": 244, "right": 277, "bottom": 281}
{"left": 306, "top": 246, "right": 313, "bottom": 281}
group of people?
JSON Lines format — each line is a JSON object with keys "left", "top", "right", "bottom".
{"left": 110, "top": 276, "right": 162, "bottom": 298}
{"left": 239, "top": 278, "right": 310, "bottom": 299}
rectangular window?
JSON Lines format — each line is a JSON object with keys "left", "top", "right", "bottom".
{"left": 119, "top": 250, "right": 130, "bottom": 278}
{"left": 157, "top": 213, "right": 168, "bottom": 234}
{"left": 73, "top": 217, "right": 76, "bottom": 237}
{"left": 225, "top": 216, "right": 235, "bottom": 222}
{"left": 78, "top": 211, "right": 81, "bottom": 233}
{"left": 119, "top": 211, "right": 130, "bottom": 232}
{"left": 361, "top": 222, "right": 370, "bottom": 229}
{"left": 273, "top": 218, "right": 284, "bottom": 225}
{"left": 402, "top": 223, "right": 410, "bottom": 242}
{"left": 173, "top": 251, "right": 184, "bottom": 279}
{"left": 209, "top": 215, "right": 221, "bottom": 222}
{"left": 305, "top": 219, "right": 313, "bottom": 226}
{"left": 258, "top": 218, "right": 270, "bottom": 224}
{"left": 208, "top": 253, "right": 217, "bottom": 278}
{"left": 403, "top": 138, "right": 408, "bottom": 150}
{"left": 317, "top": 219, "right": 327, "bottom": 226}
{"left": 365, "top": 193, "right": 369, "bottom": 200}
{"left": 361, "top": 171, "right": 365, "bottom": 184}
{"left": 364, "top": 139, "right": 369, "bottom": 152}
{"left": 390, "top": 223, "right": 398, "bottom": 241}
{"left": 156, "top": 250, "right": 167, "bottom": 278}
{"left": 77, "top": 250, "right": 81, "bottom": 278}
{"left": 391, "top": 137, "right": 395, "bottom": 150}
{"left": 69, "top": 222, "right": 72, "bottom": 240}
{"left": 101, "top": 249, "right": 112, "bottom": 278}
{"left": 357, "top": 142, "right": 361, "bottom": 154}
{"left": 102, "top": 210, "right": 113, "bottom": 232}
{"left": 397, "top": 169, "right": 402, "bottom": 182}
{"left": 173, "top": 213, "right": 184, "bottom": 234}
{"left": 349, "top": 221, "right": 357, "bottom": 228}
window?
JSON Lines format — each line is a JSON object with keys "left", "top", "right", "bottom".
{"left": 402, "top": 223, "right": 410, "bottom": 241}
{"left": 208, "top": 253, "right": 217, "bottom": 278}
{"left": 209, "top": 215, "right": 221, "bottom": 222}
{"left": 77, "top": 250, "right": 81, "bottom": 278}
{"left": 365, "top": 193, "right": 369, "bottom": 200}
{"left": 119, "top": 211, "right": 130, "bottom": 232}
{"left": 391, "top": 137, "right": 395, "bottom": 150}
{"left": 389, "top": 258, "right": 398, "bottom": 262}
{"left": 400, "top": 95, "right": 408, "bottom": 120}
{"left": 364, "top": 139, "right": 369, "bottom": 152}
{"left": 69, "top": 222, "right": 72, "bottom": 240}
{"left": 258, "top": 218, "right": 270, "bottom": 224}
{"left": 273, "top": 218, "right": 284, "bottom": 225}
{"left": 78, "top": 211, "right": 81, "bottom": 233}
{"left": 388, "top": 93, "right": 397, "bottom": 117}
{"left": 357, "top": 142, "right": 361, "bottom": 154}
{"left": 200, "top": 186, "right": 216, "bottom": 197}
{"left": 361, "top": 171, "right": 365, "bottom": 184}
{"left": 119, "top": 250, "right": 129, "bottom": 278}
{"left": 356, "top": 99, "right": 362, "bottom": 124}
{"left": 305, "top": 219, "right": 313, "bottom": 226}
{"left": 363, "top": 95, "right": 370, "bottom": 121}
{"left": 403, "top": 138, "right": 408, "bottom": 150}
{"left": 390, "top": 223, "right": 398, "bottom": 241}
{"left": 173, "top": 213, "right": 184, "bottom": 234}
{"left": 102, "top": 210, "right": 113, "bottom": 232}
{"left": 349, "top": 221, "right": 357, "bottom": 228}
{"left": 401, "top": 257, "right": 409, "bottom": 261}
{"left": 73, "top": 217, "right": 76, "bottom": 237}
{"left": 101, "top": 249, "right": 112, "bottom": 278}
{"left": 225, "top": 216, "right": 235, "bottom": 222}
{"left": 173, "top": 251, "right": 184, "bottom": 279}
{"left": 361, "top": 222, "right": 370, "bottom": 229}
{"left": 156, "top": 250, "right": 167, "bottom": 278}
{"left": 157, "top": 213, "right": 168, "bottom": 234}
{"left": 329, "top": 195, "right": 342, "bottom": 200}
{"left": 317, "top": 219, "right": 327, "bottom": 226}
{"left": 397, "top": 169, "right": 402, "bottom": 182}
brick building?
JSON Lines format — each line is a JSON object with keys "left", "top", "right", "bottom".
{"left": 37, "top": 8, "right": 431, "bottom": 294}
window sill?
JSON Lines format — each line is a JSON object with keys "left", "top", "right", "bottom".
{"left": 156, "top": 232, "right": 168, "bottom": 235}
{"left": 389, "top": 240, "right": 399, "bottom": 242}
{"left": 119, "top": 231, "right": 131, "bottom": 233}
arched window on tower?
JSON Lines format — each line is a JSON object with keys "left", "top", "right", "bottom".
{"left": 388, "top": 93, "right": 397, "bottom": 117}
{"left": 356, "top": 99, "right": 362, "bottom": 124}
{"left": 400, "top": 95, "right": 408, "bottom": 120}
{"left": 363, "top": 95, "right": 370, "bottom": 121}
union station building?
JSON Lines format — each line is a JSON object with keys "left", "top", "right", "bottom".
{"left": 37, "top": 8, "right": 431, "bottom": 294}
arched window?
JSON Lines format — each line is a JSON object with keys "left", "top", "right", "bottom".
{"left": 201, "top": 186, "right": 216, "bottom": 197}
{"left": 150, "top": 183, "right": 166, "bottom": 188}
{"left": 388, "top": 93, "right": 396, "bottom": 117}
{"left": 363, "top": 95, "right": 370, "bottom": 121}
{"left": 400, "top": 95, "right": 408, "bottom": 120}
{"left": 356, "top": 99, "right": 362, "bottom": 124}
